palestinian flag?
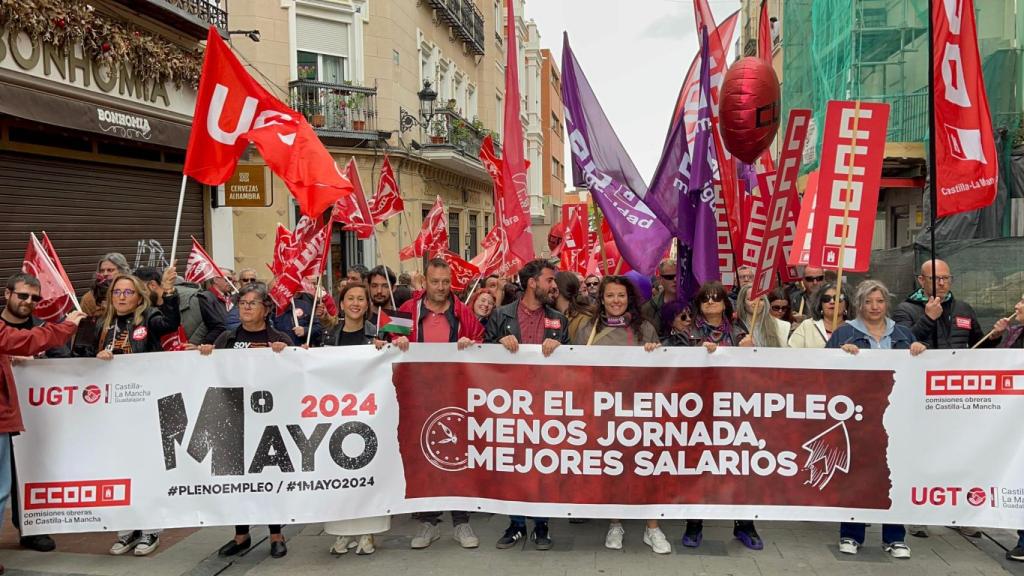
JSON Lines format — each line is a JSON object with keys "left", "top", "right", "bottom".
{"left": 378, "top": 310, "right": 413, "bottom": 336}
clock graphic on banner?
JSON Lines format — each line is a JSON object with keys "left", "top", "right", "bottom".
{"left": 420, "top": 407, "right": 468, "bottom": 471}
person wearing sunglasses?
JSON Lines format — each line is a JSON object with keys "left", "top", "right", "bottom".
{"left": 680, "top": 282, "right": 763, "bottom": 551}
{"left": 767, "top": 288, "right": 794, "bottom": 325}
{"left": 789, "top": 266, "right": 827, "bottom": 324}
{"left": 238, "top": 268, "right": 260, "bottom": 284}
{"left": 789, "top": 282, "right": 851, "bottom": 348}
{"left": 583, "top": 274, "right": 601, "bottom": 303}
{"left": 641, "top": 259, "right": 677, "bottom": 337}
{"left": 659, "top": 299, "right": 698, "bottom": 347}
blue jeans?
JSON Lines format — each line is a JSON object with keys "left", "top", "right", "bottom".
{"left": 510, "top": 515, "right": 547, "bottom": 527}
{"left": 0, "top": 433, "right": 10, "bottom": 538}
{"left": 840, "top": 522, "right": 905, "bottom": 544}
{"left": 1017, "top": 530, "right": 1024, "bottom": 547}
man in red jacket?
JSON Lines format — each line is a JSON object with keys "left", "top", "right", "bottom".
{"left": 0, "top": 283, "right": 84, "bottom": 575}
{"left": 375, "top": 258, "right": 481, "bottom": 551}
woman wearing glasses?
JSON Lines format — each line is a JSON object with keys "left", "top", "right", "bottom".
{"left": 199, "top": 283, "right": 292, "bottom": 559}
{"left": 735, "top": 285, "right": 789, "bottom": 347}
{"left": 789, "top": 282, "right": 851, "bottom": 348}
{"left": 659, "top": 300, "right": 697, "bottom": 346}
{"left": 679, "top": 282, "right": 763, "bottom": 550}
{"left": 95, "top": 273, "right": 179, "bottom": 557}
{"left": 767, "top": 288, "right": 795, "bottom": 325}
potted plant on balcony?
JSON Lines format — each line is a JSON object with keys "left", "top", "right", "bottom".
{"left": 429, "top": 115, "right": 447, "bottom": 144}
{"left": 347, "top": 91, "right": 367, "bottom": 131}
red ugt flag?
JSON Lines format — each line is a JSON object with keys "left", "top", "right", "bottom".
{"left": 370, "top": 155, "right": 404, "bottom": 224}
{"left": 932, "top": 0, "right": 998, "bottom": 217}
{"left": 184, "top": 27, "right": 351, "bottom": 216}
{"left": 185, "top": 237, "right": 228, "bottom": 284}
{"left": 22, "top": 233, "right": 73, "bottom": 322}
{"left": 400, "top": 196, "right": 448, "bottom": 260}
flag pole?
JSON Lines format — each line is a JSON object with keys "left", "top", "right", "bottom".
{"left": 169, "top": 174, "right": 188, "bottom": 266}
{"left": 927, "top": 0, "right": 940, "bottom": 351}
{"left": 831, "top": 101, "right": 863, "bottom": 331}
{"left": 464, "top": 277, "right": 482, "bottom": 304}
{"left": 39, "top": 231, "right": 82, "bottom": 313}
{"left": 972, "top": 312, "right": 1015, "bottom": 349}
{"left": 306, "top": 275, "right": 322, "bottom": 347}
{"left": 371, "top": 226, "right": 398, "bottom": 312}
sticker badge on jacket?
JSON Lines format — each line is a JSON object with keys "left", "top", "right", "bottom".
{"left": 132, "top": 326, "right": 148, "bottom": 341}
{"left": 544, "top": 318, "right": 562, "bottom": 329}
{"left": 955, "top": 316, "right": 972, "bottom": 330}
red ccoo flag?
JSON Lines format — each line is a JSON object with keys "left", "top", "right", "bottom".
{"left": 185, "top": 237, "right": 229, "bottom": 284}
{"left": 369, "top": 154, "right": 405, "bottom": 224}
{"left": 22, "top": 233, "right": 74, "bottom": 322}
{"left": 331, "top": 158, "right": 374, "bottom": 239}
{"left": 932, "top": 0, "right": 998, "bottom": 217}
{"left": 400, "top": 196, "right": 448, "bottom": 260}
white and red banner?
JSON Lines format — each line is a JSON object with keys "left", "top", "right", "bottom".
{"left": 399, "top": 196, "right": 448, "bottom": 261}
{"left": 369, "top": 155, "right": 404, "bottom": 224}
{"left": 14, "top": 346, "right": 1024, "bottom": 534}
{"left": 185, "top": 238, "right": 228, "bottom": 285}
{"left": 184, "top": 27, "right": 351, "bottom": 216}
{"left": 749, "top": 109, "right": 813, "bottom": 297}
{"left": 808, "top": 101, "right": 889, "bottom": 272}
{"left": 933, "top": 0, "right": 998, "bottom": 217}
{"left": 21, "top": 233, "right": 74, "bottom": 322}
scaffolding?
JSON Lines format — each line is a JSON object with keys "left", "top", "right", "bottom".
{"left": 781, "top": 0, "right": 1024, "bottom": 173}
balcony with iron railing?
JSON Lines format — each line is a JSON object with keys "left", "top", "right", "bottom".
{"left": 425, "top": 0, "right": 486, "bottom": 55}
{"left": 417, "top": 109, "right": 499, "bottom": 181}
{"left": 859, "top": 91, "right": 928, "bottom": 143}
{"left": 288, "top": 80, "right": 379, "bottom": 141}
{"left": 116, "top": 0, "right": 227, "bottom": 37}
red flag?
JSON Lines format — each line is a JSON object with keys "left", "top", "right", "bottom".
{"left": 22, "top": 233, "right": 73, "bottom": 322}
{"left": 788, "top": 170, "right": 820, "bottom": 267}
{"left": 435, "top": 250, "right": 480, "bottom": 292}
{"left": 673, "top": 10, "right": 740, "bottom": 147}
{"left": 370, "top": 155, "right": 404, "bottom": 224}
{"left": 400, "top": 196, "right": 448, "bottom": 260}
{"left": 330, "top": 158, "right": 374, "bottom": 239}
{"left": 185, "top": 237, "right": 228, "bottom": 284}
{"left": 560, "top": 203, "right": 590, "bottom": 275}
{"left": 271, "top": 224, "right": 293, "bottom": 276}
{"left": 269, "top": 220, "right": 329, "bottom": 309}
{"left": 184, "top": 28, "right": 351, "bottom": 214}
{"left": 499, "top": 1, "right": 535, "bottom": 257}
{"left": 809, "top": 102, "right": 889, "bottom": 272}
{"left": 766, "top": 109, "right": 813, "bottom": 284}
{"left": 245, "top": 117, "right": 352, "bottom": 217}
{"left": 933, "top": 0, "right": 998, "bottom": 217}
{"left": 471, "top": 224, "right": 528, "bottom": 278}
{"left": 160, "top": 326, "right": 190, "bottom": 352}
{"left": 40, "top": 233, "right": 74, "bottom": 302}
{"left": 758, "top": 0, "right": 772, "bottom": 63}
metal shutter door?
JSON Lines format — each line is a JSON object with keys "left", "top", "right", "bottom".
{"left": 0, "top": 151, "right": 205, "bottom": 296}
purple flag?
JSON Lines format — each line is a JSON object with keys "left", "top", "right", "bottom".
{"left": 677, "top": 27, "right": 721, "bottom": 304}
{"left": 647, "top": 88, "right": 691, "bottom": 236}
{"left": 562, "top": 34, "right": 672, "bottom": 275}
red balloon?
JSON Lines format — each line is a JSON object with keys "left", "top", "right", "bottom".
{"left": 718, "top": 57, "right": 780, "bottom": 164}
{"left": 548, "top": 221, "right": 565, "bottom": 252}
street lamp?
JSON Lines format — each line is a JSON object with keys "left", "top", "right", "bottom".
{"left": 400, "top": 80, "right": 440, "bottom": 135}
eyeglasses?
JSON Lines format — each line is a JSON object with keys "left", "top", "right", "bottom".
{"left": 819, "top": 294, "right": 846, "bottom": 304}
{"left": 112, "top": 289, "right": 136, "bottom": 298}
{"left": 677, "top": 313, "right": 692, "bottom": 321}
{"left": 770, "top": 305, "right": 789, "bottom": 312}
{"left": 700, "top": 293, "right": 725, "bottom": 303}
{"left": 585, "top": 281, "right": 600, "bottom": 287}
{"left": 240, "top": 277, "right": 258, "bottom": 284}
{"left": 13, "top": 292, "right": 42, "bottom": 303}
{"left": 804, "top": 275, "right": 825, "bottom": 283}
{"left": 238, "top": 299, "right": 263, "bottom": 309}
{"left": 660, "top": 274, "right": 677, "bottom": 281}
{"left": 921, "top": 275, "right": 954, "bottom": 284}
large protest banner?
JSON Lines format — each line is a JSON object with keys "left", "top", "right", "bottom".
{"left": 12, "top": 346, "right": 1024, "bottom": 534}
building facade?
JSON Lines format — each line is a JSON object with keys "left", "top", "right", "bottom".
{"left": 227, "top": 0, "right": 548, "bottom": 286}
{"left": 0, "top": 0, "right": 218, "bottom": 292}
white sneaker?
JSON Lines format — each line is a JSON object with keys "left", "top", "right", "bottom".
{"left": 643, "top": 527, "right": 672, "bottom": 554}
{"left": 838, "top": 537, "right": 859, "bottom": 555}
{"left": 453, "top": 523, "right": 479, "bottom": 548}
{"left": 330, "top": 535, "right": 356, "bottom": 555}
{"left": 134, "top": 533, "right": 160, "bottom": 556}
{"left": 355, "top": 534, "right": 375, "bottom": 555}
{"left": 110, "top": 531, "right": 141, "bottom": 555}
{"left": 605, "top": 522, "right": 625, "bottom": 550}
{"left": 884, "top": 541, "right": 911, "bottom": 559}
{"left": 410, "top": 522, "right": 440, "bottom": 549}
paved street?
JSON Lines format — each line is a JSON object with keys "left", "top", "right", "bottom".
{"left": 0, "top": 515, "right": 1022, "bottom": 576}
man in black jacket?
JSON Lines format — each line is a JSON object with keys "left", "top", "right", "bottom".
{"left": 893, "top": 259, "right": 993, "bottom": 539}
{"left": 484, "top": 260, "right": 567, "bottom": 551}
{"left": 893, "top": 259, "right": 994, "bottom": 350}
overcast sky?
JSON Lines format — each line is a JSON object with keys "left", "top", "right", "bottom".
{"left": 526, "top": 0, "right": 740, "bottom": 185}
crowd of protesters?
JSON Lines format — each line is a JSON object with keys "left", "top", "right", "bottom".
{"left": 2, "top": 250, "right": 1024, "bottom": 571}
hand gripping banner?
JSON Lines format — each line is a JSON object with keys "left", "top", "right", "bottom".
{"left": 12, "top": 346, "right": 1024, "bottom": 534}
